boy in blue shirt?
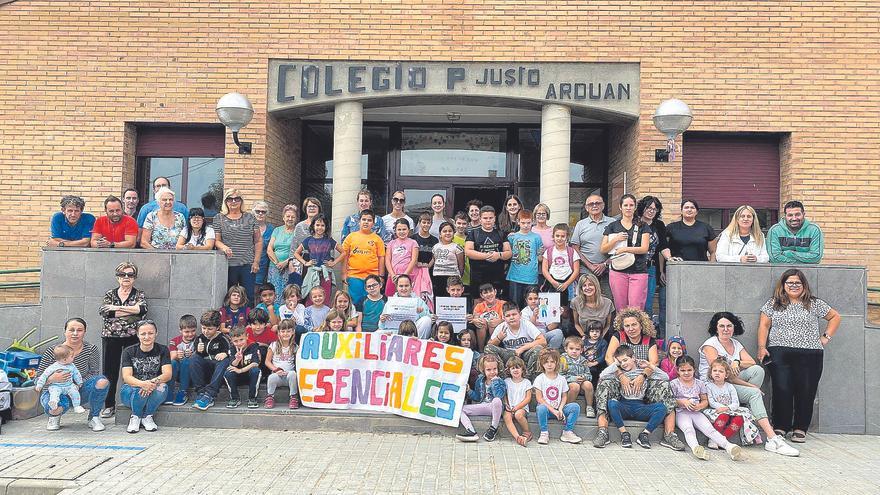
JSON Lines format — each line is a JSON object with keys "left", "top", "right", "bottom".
{"left": 506, "top": 210, "right": 543, "bottom": 307}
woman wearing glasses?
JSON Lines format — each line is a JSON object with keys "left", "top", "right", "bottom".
{"left": 214, "top": 188, "right": 262, "bottom": 301}
{"left": 267, "top": 204, "right": 300, "bottom": 304}
{"left": 757, "top": 269, "right": 840, "bottom": 444}
{"left": 382, "top": 191, "right": 414, "bottom": 231}
{"left": 252, "top": 201, "right": 275, "bottom": 290}
{"left": 98, "top": 261, "right": 148, "bottom": 419}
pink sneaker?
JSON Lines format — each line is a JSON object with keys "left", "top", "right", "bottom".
{"left": 754, "top": 434, "right": 763, "bottom": 445}
{"left": 264, "top": 395, "right": 275, "bottom": 409}
{"left": 289, "top": 395, "right": 300, "bottom": 409}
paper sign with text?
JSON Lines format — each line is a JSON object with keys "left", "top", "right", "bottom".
{"left": 435, "top": 297, "right": 467, "bottom": 332}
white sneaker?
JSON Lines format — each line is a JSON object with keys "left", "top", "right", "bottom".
{"left": 88, "top": 416, "right": 106, "bottom": 432}
{"left": 585, "top": 406, "right": 596, "bottom": 418}
{"left": 708, "top": 439, "right": 720, "bottom": 450}
{"left": 73, "top": 406, "right": 86, "bottom": 414}
{"left": 765, "top": 435, "right": 799, "bottom": 457}
{"left": 726, "top": 444, "right": 746, "bottom": 461}
{"left": 560, "top": 430, "right": 583, "bottom": 444}
{"left": 127, "top": 415, "right": 141, "bottom": 434}
{"left": 693, "top": 445, "right": 710, "bottom": 460}
{"left": 46, "top": 415, "right": 61, "bottom": 431}
{"left": 141, "top": 415, "right": 158, "bottom": 432}
{"left": 538, "top": 431, "right": 550, "bottom": 444}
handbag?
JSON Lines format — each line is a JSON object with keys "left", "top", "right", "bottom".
{"left": 609, "top": 252, "right": 635, "bottom": 270}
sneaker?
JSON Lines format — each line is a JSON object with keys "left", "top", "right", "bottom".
{"left": 264, "top": 395, "right": 275, "bottom": 409}
{"left": 636, "top": 431, "right": 651, "bottom": 449}
{"left": 46, "top": 415, "right": 61, "bottom": 431}
{"left": 88, "top": 416, "right": 105, "bottom": 432}
{"left": 560, "top": 430, "right": 583, "bottom": 444}
{"left": 620, "top": 431, "right": 633, "bottom": 448}
{"left": 483, "top": 426, "right": 498, "bottom": 442}
{"left": 289, "top": 395, "right": 301, "bottom": 409}
{"left": 73, "top": 406, "right": 86, "bottom": 414}
{"left": 226, "top": 399, "right": 241, "bottom": 409}
{"left": 765, "top": 436, "right": 800, "bottom": 457}
{"left": 172, "top": 391, "right": 188, "bottom": 406}
{"left": 537, "top": 431, "right": 550, "bottom": 445}
{"left": 141, "top": 415, "right": 158, "bottom": 432}
{"left": 592, "top": 428, "right": 611, "bottom": 448}
{"left": 585, "top": 406, "right": 596, "bottom": 418}
{"left": 455, "top": 428, "right": 479, "bottom": 442}
{"left": 726, "top": 444, "right": 745, "bottom": 461}
{"left": 708, "top": 439, "right": 720, "bottom": 450}
{"left": 126, "top": 415, "right": 141, "bottom": 434}
{"left": 100, "top": 407, "right": 115, "bottom": 419}
{"left": 162, "top": 394, "right": 174, "bottom": 405}
{"left": 661, "top": 432, "right": 686, "bottom": 451}
{"left": 247, "top": 398, "right": 259, "bottom": 409}
{"left": 693, "top": 445, "right": 710, "bottom": 460}
{"left": 193, "top": 395, "right": 214, "bottom": 411}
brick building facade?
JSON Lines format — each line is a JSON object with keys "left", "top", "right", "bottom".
{"left": 1, "top": 1, "right": 878, "bottom": 301}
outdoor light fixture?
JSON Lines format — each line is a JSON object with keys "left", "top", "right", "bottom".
{"left": 216, "top": 92, "right": 254, "bottom": 154}
{"left": 653, "top": 98, "right": 692, "bottom": 162}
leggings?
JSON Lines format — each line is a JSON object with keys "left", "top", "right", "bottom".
{"left": 676, "top": 409, "right": 730, "bottom": 451}
{"left": 266, "top": 370, "right": 299, "bottom": 396}
{"left": 102, "top": 335, "right": 139, "bottom": 408}
{"left": 459, "top": 397, "right": 503, "bottom": 431}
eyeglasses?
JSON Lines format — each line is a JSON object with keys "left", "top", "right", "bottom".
{"left": 392, "top": 197, "right": 405, "bottom": 203}
{"left": 586, "top": 202, "right": 604, "bottom": 207}
{"left": 645, "top": 206, "right": 657, "bottom": 212}
{"left": 226, "top": 196, "right": 242, "bottom": 203}
{"left": 535, "top": 212, "right": 548, "bottom": 217}
{"left": 254, "top": 210, "right": 267, "bottom": 214}
{"left": 116, "top": 272, "right": 136, "bottom": 278}
{"left": 785, "top": 281, "right": 803, "bottom": 287}
{"left": 306, "top": 204, "right": 319, "bottom": 209}
{"left": 365, "top": 283, "right": 380, "bottom": 289}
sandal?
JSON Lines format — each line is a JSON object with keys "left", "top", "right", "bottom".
{"left": 516, "top": 435, "right": 528, "bottom": 447}
{"left": 523, "top": 431, "right": 533, "bottom": 442}
{"left": 790, "top": 431, "right": 807, "bottom": 443}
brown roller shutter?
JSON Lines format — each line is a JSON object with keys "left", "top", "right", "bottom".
{"left": 682, "top": 133, "right": 780, "bottom": 209}
{"left": 136, "top": 125, "right": 225, "bottom": 157}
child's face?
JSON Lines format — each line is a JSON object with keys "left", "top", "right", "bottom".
{"left": 396, "top": 278, "right": 413, "bottom": 297}
{"left": 553, "top": 229, "right": 568, "bottom": 246}
{"left": 202, "top": 325, "right": 219, "bottom": 338}
{"left": 668, "top": 342, "right": 684, "bottom": 359}
{"left": 710, "top": 364, "right": 728, "bottom": 383}
{"left": 677, "top": 363, "right": 695, "bottom": 381}
{"left": 517, "top": 217, "right": 532, "bottom": 232}
{"left": 541, "top": 358, "right": 557, "bottom": 374}
{"left": 480, "top": 211, "right": 495, "bottom": 230}
{"left": 251, "top": 321, "right": 267, "bottom": 333}
{"left": 366, "top": 279, "right": 382, "bottom": 296}
{"left": 310, "top": 290, "right": 325, "bottom": 306}
{"left": 616, "top": 354, "right": 635, "bottom": 371}
{"left": 483, "top": 360, "right": 499, "bottom": 380}
{"left": 231, "top": 335, "right": 248, "bottom": 348}
{"left": 565, "top": 342, "right": 583, "bottom": 358}
{"left": 335, "top": 296, "right": 350, "bottom": 311}
{"left": 286, "top": 294, "right": 300, "bottom": 308}
{"left": 313, "top": 220, "right": 326, "bottom": 237}
{"left": 278, "top": 327, "right": 294, "bottom": 343}
{"left": 359, "top": 215, "right": 374, "bottom": 232}
{"left": 230, "top": 292, "right": 242, "bottom": 306}
{"left": 455, "top": 218, "right": 467, "bottom": 235}
{"left": 480, "top": 287, "right": 496, "bottom": 303}
{"left": 329, "top": 317, "right": 345, "bottom": 331}
{"left": 503, "top": 309, "right": 521, "bottom": 327}
{"left": 437, "top": 327, "right": 451, "bottom": 343}
{"left": 260, "top": 290, "right": 276, "bottom": 306}
{"left": 509, "top": 365, "right": 523, "bottom": 379}
{"left": 440, "top": 226, "right": 454, "bottom": 243}
{"left": 447, "top": 284, "right": 464, "bottom": 297}
{"left": 526, "top": 292, "right": 538, "bottom": 308}
{"left": 419, "top": 218, "right": 430, "bottom": 232}
{"left": 395, "top": 223, "right": 410, "bottom": 239}
{"left": 458, "top": 332, "right": 472, "bottom": 348}
{"left": 180, "top": 326, "right": 197, "bottom": 342}
{"left": 588, "top": 328, "right": 601, "bottom": 341}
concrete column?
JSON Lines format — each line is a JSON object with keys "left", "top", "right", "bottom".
{"left": 539, "top": 104, "right": 571, "bottom": 225}
{"left": 331, "top": 101, "right": 363, "bottom": 240}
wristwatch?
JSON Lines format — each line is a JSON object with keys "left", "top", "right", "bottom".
{"left": 110, "top": 242, "right": 115, "bottom": 248}
{"left": 822, "top": 333, "right": 833, "bottom": 341}
{"left": 59, "top": 241, "right": 65, "bottom": 247}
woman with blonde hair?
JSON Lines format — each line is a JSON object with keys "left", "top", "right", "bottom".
{"left": 715, "top": 205, "right": 769, "bottom": 263}
{"left": 570, "top": 273, "right": 615, "bottom": 339}
{"left": 530, "top": 202, "right": 553, "bottom": 254}
{"left": 214, "top": 188, "right": 262, "bottom": 302}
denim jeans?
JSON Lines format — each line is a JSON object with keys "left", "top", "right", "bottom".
{"left": 189, "top": 354, "right": 231, "bottom": 399}
{"left": 224, "top": 367, "right": 261, "bottom": 400}
{"left": 168, "top": 357, "right": 193, "bottom": 398}
{"left": 41, "top": 374, "right": 109, "bottom": 419}
{"left": 607, "top": 398, "right": 667, "bottom": 432}
{"left": 536, "top": 402, "right": 580, "bottom": 432}
{"left": 120, "top": 383, "right": 167, "bottom": 417}
{"left": 645, "top": 265, "right": 657, "bottom": 314}
{"left": 228, "top": 264, "right": 256, "bottom": 306}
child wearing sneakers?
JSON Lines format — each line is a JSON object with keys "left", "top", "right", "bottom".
{"left": 263, "top": 319, "right": 300, "bottom": 409}
{"left": 533, "top": 348, "right": 582, "bottom": 444}
{"left": 703, "top": 357, "right": 762, "bottom": 446}
{"left": 670, "top": 355, "right": 745, "bottom": 461}
{"left": 223, "top": 326, "right": 263, "bottom": 409}
{"left": 583, "top": 321, "right": 607, "bottom": 385}
{"left": 167, "top": 314, "right": 198, "bottom": 406}
{"left": 455, "top": 354, "right": 506, "bottom": 443}
{"left": 561, "top": 336, "right": 596, "bottom": 418}
{"left": 190, "top": 311, "right": 231, "bottom": 411}
{"left": 502, "top": 356, "right": 532, "bottom": 447}
{"left": 36, "top": 345, "right": 85, "bottom": 413}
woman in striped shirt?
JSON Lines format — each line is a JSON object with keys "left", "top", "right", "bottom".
{"left": 35, "top": 317, "right": 110, "bottom": 432}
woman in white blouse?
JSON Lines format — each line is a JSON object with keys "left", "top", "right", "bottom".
{"left": 715, "top": 205, "right": 769, "bottom": 263}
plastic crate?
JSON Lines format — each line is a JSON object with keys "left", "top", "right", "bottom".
{"left": 0, "top": 351, "right": 41, "bottom": 371}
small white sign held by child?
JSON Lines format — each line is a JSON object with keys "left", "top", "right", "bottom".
{"left": 537, "top": 292, "right": 561, "bottom": 324}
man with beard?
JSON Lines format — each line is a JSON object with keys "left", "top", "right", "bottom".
{"left": 91, "top": 196, "right": 138, "bottom": 248}
{"left": 767, "top": 200, "right": 824, "bottom": 263}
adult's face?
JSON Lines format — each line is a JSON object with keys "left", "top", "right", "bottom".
{"left": 737, "top": 209, "right": 754, "bottom": 232}
{"left": 225, "top": 194, "right": 242, "bottom": 212}
{"left": 137, "top": 323, "right": 157, "bottom": 347}
{"left": 468, "top": 205, "right": 480, "bottom": 222}
{"left": 783, "top": 274, "right": 804, "bottom": 299}
{"left": 123, "top": 191, "right": 138, "bottom": 211}
{"left": 283, "top": 209, "right": 296, "bottom": 227}
{"left": 63, "top": 320, "right": 86, "bottom": 346}
{"left": 391, "top": 193, "right": 406, "bottom": 212}
{"left": 642, "top": 202, "right": 658, "bottom": 221}
{"left": 681, "top": 201, "right": 698, "bottom": 221}
{"left": 431, "top": 196, "right": 445, "bottom": 214}
{"left": 158, "top": 192, "right": 175, "bottom": 212}
{"left": 153, "top": 178, "right": 170, "bottom": 195}
{"left": 715, "top": 317, "right": 736, "bottom": 342}
{"left": 505, "top": 198, "right": 520, "bottom": 216}
{"left": 622, "top": 316, "right": 642, "bottom": 339}
{"left": 105, "top": 200, "right": 124, "bottom": 223}
{"left": 254, "top": 205, "right": 268, "bottom": 224}
{"left": 784, "top": 207, "right": 804, "bottom": 231}
{"left": 62, "top": 205, "right": 83, "bottom": 225}
{"left": 116, "top": 266, "right": 136, "bottom": 289}
{"left": 305, "top": 200, "right": 320, "bottom": 219}
{"left": 357, "top": 194, "right": 372, "bottom": 211}
{"left": 534, "top": 207, "right": 549, "bottom": 225}
{"left": 585, "top": 195, "right": 605, "bottom": 218}
{"left": 581, "top": 278, "right": 596, "bottom": 297}
{"left": 620, "top": 197, "right": 636, "bottom": 219}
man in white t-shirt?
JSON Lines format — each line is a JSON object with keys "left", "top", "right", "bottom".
{"left": 485, "top": 302, "right": 546, "bottom": 379}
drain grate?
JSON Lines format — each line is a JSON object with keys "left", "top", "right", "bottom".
{"left": 0, "top": 455, "right": 111, "bottom": 480}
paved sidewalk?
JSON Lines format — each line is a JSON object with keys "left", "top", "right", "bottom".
{"left": 0, "top": 416, "right": 877, "bottom": 494}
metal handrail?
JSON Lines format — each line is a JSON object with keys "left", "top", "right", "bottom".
{"left": 0, "top": 267, "right": 40, "bottom": 291}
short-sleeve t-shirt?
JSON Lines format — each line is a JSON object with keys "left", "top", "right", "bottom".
{"left": 144, "top": 211, "right": 187, "bottom": 250}
{"left": 474, "top": 299, "right": 505, "bottom": 323}
{"left": 666, "top": 220, "right": 716, "bottom": 262}
{"left": 342, "top": 231, "right": 386, "bottom": 279}
{"left": 698, "top": 336, "right": 745, "bottom": 378}
{"left": 506, "top": 231, "right": 542, "bottom": 284}
{"left": 180, "top": 226, "right": 216, "bottom": 247}
{"left": 413, "top": 233, "right": 438, "bottom": 264}
{"left": 547, "top": 245, "right": 576, "bottom": 281}
{"left": 51, "top": 211, "right": 96, "bottom": 240}
{"left": 361, "top": 296, "right": 386, "bottom": 332}
{"left": 466, "top": 228, "right": 507, "bottom": 279}
{"left": 761, "top": 297, "right": 831, "bottom": 350}
{"left": 270, "top": 226, "right": 297, "bottom": 261}
{"left": 387, "top": 237, "right": 418, "bottom": 274}
{"left": 301, "top": 236, "right": 337, "bottom": 266}
{"left": 603, "top": 220, "right": 653, "bottom": 274}
{"left": 670, "top": 377, "right": 708, "bottom": 412}
{"left": 432, "top": 242, "right": 464, "bottom": 277}
{"left": 92, "top": 215, "right": 138, "bottom": 243}
{"left": 490, "top": 319, "right": 542, "bottom": 350}
{"left": 246, "top": 326, "right": 277, "bottom": 346}
{"left": 213, "top": 212, "right": 259, "bottom": 266}
{"left": 504, "top": 377, "right": 533, "bottom": 412}
{"left": 121, "top": 343, "right": 171, "bottom": 382}
{"left": 570, "top": 296, "right": 615, "bottom": 333}
{"left": 532, "top": 373, "right": 569, "bottom": 409}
